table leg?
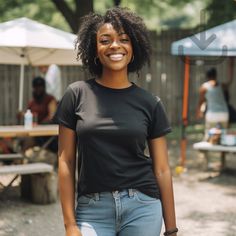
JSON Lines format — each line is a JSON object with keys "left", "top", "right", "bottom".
{"left": 220, "top": 152, "right": 226, "bottom": 170}
{"left": 200, "top": 151, "right": 209, "bottom": 170}
{"left": 0, "top": 174, "right": 19, "bottom": 194}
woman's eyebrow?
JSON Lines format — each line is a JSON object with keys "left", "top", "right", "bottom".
{"left": 99, "top": 32, "right": 128, "bottom": 37}
{"left": 119, "top": 32, "right": 128, "bottom": 36}
{"left": 99, "top": 34, "right": 111, "bottom": 37}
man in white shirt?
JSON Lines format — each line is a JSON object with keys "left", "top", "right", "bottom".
{"left": 38, "top": 64, "right": 62, "bottom": 101}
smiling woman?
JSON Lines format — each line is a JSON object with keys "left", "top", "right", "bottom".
{"left": 53, "top": 7, "right": 177, "bottom": 236}
{"left": 95, "top": 23, "right": 133, "bottom": 80}
{"left": 76, "top": 7, "right": 151, "bottom": 78}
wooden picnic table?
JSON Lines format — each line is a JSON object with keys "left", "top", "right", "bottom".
{"left": 0, "top": 125, "right": 59, "bottom": 203}
{"left": 193, "top": 141, "right": 236, "bottom": 169}
{"left": 0, "top": 124, "right": 59, "bottom": 138}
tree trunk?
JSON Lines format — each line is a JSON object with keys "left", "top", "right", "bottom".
{"left": 113, "top": 0, "right": 122, "bottom": 6}
{"left": 31, "top": 172, "right": 58, "bottom": 204}
{"left": 75, "top": 0, "right": 94, "bottom": 31}
{"left": 51, "top": 0, "right": 94, "bottom": 33}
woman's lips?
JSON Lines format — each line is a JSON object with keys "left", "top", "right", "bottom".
{"left": 108, "top": 53, "right": 124, "bottom": 61}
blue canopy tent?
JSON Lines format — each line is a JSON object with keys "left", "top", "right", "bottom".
{"left": 171, "top": 19, "right": 236, "bottom": 166}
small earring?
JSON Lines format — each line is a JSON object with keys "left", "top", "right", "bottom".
{"left": 131, "top": 55, "right": 134, "bottom": 63}
{"left": 94, "top": 57, "right": 99, "bottom": 66}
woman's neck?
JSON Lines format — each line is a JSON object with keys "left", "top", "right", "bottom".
{"left": 98, "top": 70, "right": 131, "bottom": 89}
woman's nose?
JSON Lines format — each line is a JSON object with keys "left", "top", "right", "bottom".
{"left": 110, "top": 40, "right": 120, "bottom": 48}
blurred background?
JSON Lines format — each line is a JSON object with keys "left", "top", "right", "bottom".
{"left": 1, "top": 1, "right": 236, "bottom": 236}
{"left": 0, "top": 0, "right": 236, "bottom": 127}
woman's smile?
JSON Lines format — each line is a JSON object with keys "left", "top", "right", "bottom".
{"left": 107, "top": 53, "right": 125, "bottom": 61}
{"left": 96, "top": 23, "right": 133, "bottom": 73}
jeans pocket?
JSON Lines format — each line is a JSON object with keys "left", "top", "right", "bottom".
{"left": 134, "top": 190, "right": 159, "bottom": 204}
{"left": 77, "top": 194, "right": 96, "bottom": 207}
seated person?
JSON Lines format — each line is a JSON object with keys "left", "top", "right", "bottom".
{"left": 23, "top": 76, "right": 58, "bottom": 153}
{"left": 28, "top": 76, "right": 57, "bottom": 124}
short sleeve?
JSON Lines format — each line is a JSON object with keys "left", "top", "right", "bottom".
{"left": 53, "top": 86, "right": 77, "bottom": 131}
{"left": 148, "top": 98, "right": 172, "bottom": 139}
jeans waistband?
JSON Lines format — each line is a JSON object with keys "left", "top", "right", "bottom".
{"left": 112, "top": 189, "right": 135, "bottom": 197}
{"left": 86, "top": 189, "right": 136, "bottom": 200}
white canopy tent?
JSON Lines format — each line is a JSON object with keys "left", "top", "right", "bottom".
{"left": 0, "top": 17, "right": 80, "bottom": 110}
{"left": 171, "top": 19, "right": 236, "bottom": 56}
{"left": 171, "top": 19, "right": 236, "bottom": 166}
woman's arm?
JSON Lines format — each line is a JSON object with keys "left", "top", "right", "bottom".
{"left": 148, "top": 136, "right": 177, "bottom": 235}
{"left": 58, "top": 125, "right": 82, "bottom": 236}
{"left": 196, "top": 86, "right": 206, "bottom": 119}
{"left": 42, "top": 99, "right": 58, "bottom": 123}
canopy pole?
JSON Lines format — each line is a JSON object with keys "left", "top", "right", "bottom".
{"left": 229, "top": 57, "right": 234, "bottom": 80}
{"left": 19, "top": 63, "right": 25, "bottom": 111}
{"left": 180, "top": 56, "right": 190, "bottom": 167}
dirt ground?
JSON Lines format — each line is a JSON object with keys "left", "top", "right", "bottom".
{"left": 0, "top": 139, "right": 236, "bottom": 236}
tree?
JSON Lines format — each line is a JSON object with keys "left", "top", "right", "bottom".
{"left": 51, "top": 0, "right": 122, "bottom": 32}
{"left": 51, "top": 0, "right": 93, "bottom": 33}
{"left": 0, "top": 0, "right": 72, "bottom": 32}
{"left": 206, "top": 0, "right": 236, "bottom": 28}
{"left": 120, "top": 0, "right": 208, "bottom": 30}
{"left": 114, "top": 0, "right": 122, "bottom": 6}
{"left": 0, "top": 0, "right": 122, "bottom": 33}
{"left": 2, "top": 0, "right": 233, "bottom": 33}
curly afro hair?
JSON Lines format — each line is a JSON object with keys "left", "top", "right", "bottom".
{"left": 75, "top": 7, "right": 151, "bottom": 77}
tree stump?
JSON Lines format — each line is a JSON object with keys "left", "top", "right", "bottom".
{"left": 30, "top": 171, "right": 58, "bottom": 204}
{"left": 21, "top": 175, "right": 32, "bottom": 200}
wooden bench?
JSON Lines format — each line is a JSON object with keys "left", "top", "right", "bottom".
{"left": 0, "top": 163, "right": 57, "bottom": 204}
{"left": 0, "top": 153, "right": 24, "bottom": 161}
{"left": 193, "top": 141, "right": 236, "bottom": 170}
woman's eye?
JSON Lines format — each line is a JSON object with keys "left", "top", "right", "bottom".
{"left": 99, "top": 39, "right": 110, "bottom": 44}
{"left": 120, "top": 38, "right": 130, "bottom": 43}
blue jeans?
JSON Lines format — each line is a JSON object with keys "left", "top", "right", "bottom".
{"left": 75, "top": 189, "right": 163, "bottom": 236}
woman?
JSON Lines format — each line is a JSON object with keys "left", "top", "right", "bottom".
{"left": 196, "top": 68, "right": 229, "bottom": 139}
{"left": 54, "top": 7, "right": 177, "bottom": 236}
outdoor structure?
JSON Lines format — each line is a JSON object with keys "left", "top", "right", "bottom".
{"left": 0, "top": 28, "right": 192, "bottom": 125}
{"left": 0, "top": 17, "right": 80, "bottom": 111}
{"left": 171, "top": 19, "right": 236, "bottom": 166}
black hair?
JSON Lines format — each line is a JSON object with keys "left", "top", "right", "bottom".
{"left": 75, "top": 7, "right": 151, "bottom": 77}
{"left": 206, "top": 68, "right": 217, "bottom": 80}
{"left": 32, "top": 76, "right": 45, "bottom": 88}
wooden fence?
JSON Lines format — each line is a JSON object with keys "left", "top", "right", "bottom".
{"left": 0, "top": 29, "right": 235, "bottom": 125}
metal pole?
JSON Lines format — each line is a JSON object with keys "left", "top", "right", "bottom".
{"left": 19, "top": 63, "right": 25, "bottom": 111}
{"left": 180, "top": 56, "right": 190, "bottom": 167}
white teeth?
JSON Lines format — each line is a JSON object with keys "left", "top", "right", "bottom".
{"left": 109, "top": 54, "right": 124, "bottom": 61}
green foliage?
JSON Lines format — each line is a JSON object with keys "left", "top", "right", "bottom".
{"left": 0, "top": 0, "right": 71, "bottom": 31}
{"left": 206, "top": 0, "right": 236, "bottom": 28}
{"left": 120, "top": 0, "right": 208, "bottom": 31}
{"left": 1, "top": 0, "right": 235, "bottom": 32}
{"left": 0, "top": 0, "right": 208, "bottom": 32}
{"left": 94, "top": 0, "right": 114, "bottom": 14}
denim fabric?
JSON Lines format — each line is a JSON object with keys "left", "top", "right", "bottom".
{"left": 75, "top": 189, "right": 163, "bottom": 236}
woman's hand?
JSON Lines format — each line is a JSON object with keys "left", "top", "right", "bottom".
{"left": 196, "top": 109, "right": 204, "bottom": 119}
{"left": 65, "top": 224, "right": 82, "bottom": 236}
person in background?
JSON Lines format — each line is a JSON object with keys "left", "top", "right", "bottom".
{"left": 39, "top": 64, "right": 62, "bottom": 101}
{"left": 54, "top": 7, "right": 177, "bottom": 236}
{"left": 28, "top": 76, "right": 57, "bottom": 124}
{"left": 196, "top": 68, "right": 229, "bottom": 139}
{"left": 24, "top": 76, "right": 58, "bottom": 152}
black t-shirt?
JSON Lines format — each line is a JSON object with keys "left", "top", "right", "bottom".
{"left": 54, "top": 78, "right": 171, "bottom": 198}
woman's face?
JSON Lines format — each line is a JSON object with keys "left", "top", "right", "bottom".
{"left": 96, "top": 23, "right": 133, "bottom": 74}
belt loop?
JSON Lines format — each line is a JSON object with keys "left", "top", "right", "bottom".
{"left": 128, "top": 189, "right": 134, "bottom": 197}
{"left": 94, "top": 193, "right": 99, "bottom": 201}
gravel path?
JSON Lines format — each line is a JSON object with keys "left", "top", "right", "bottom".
{"left": 1, "top": 140, "right": 236, "bottom": 236}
